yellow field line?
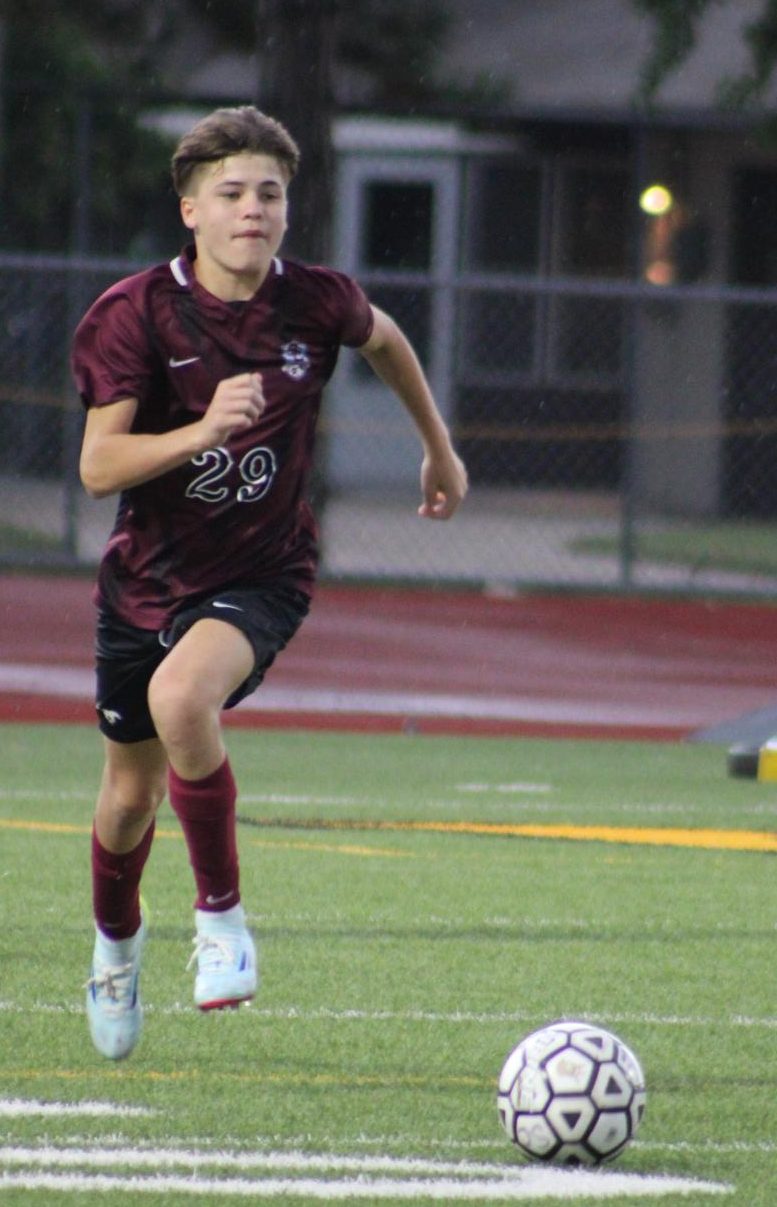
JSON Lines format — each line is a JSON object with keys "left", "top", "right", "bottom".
{"left": 0, "top": 818, "right": 88, "bottom": 836}
{"left": 2, "top": 815, "right": 775, "bottom": 852}
{"left": 8, "top": 1066, "right": 483, "bottom": 1090}
{"left": 0, "top": 819, "right": 411, "bottom": 859}
{"left": 249, "top": 815, "right": 777, "bottom": 853}
{"left": 249, "top": 837, "right": 414, "bottom": 859}
{"left": 0, "top": 818, "right": 180, "bottom": 840}
{"left": 375, "top": 819, "right": 777, "bottom": 852}
{"left": 268, "top": 816, "right": 777, "bottom": 853}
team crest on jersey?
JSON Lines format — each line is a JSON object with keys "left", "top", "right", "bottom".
{"left": 280, "top": 340, "right": 311, "bottom": 380}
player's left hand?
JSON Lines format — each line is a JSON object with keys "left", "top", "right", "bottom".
{"left": 418, "top": 449, "right": 468, "bottom": 520}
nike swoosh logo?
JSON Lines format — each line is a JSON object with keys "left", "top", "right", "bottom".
{"left": 212, "top": 601, "right": 243, "bottom": 611}
{"left": 205, "top": 891, "right": 235, "bottom": 906}
{"left": 169, "top": 355, "right": 200, "bottom": 368}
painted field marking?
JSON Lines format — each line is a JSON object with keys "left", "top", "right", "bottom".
{"left": 10, "top": 811, "right": 777, "bottom": 853}
{"left": 0, "top": 1065, "right": 484, "bottom": 1091}
{"left": 241, "top": 792, "right": 360, "bottom": 807}
{"left": 3, "top": 1128, "right": 760, "bottom": 1161}
{"left": 0, "top": 817, "right": 410, "bottom": 860}
{"left": 248, "top": 836, "right": 415, "bottom": 859}
{"left": 0, "top": 1145, "right": 733, "bottom": 1199}
{"left": 0, "top": 817, "right": 92, "bottom": 837}
{"left": 457, "top": 783, "right": 552, "bottom": 794}
{"left": 0, "top": 1144, "right": 591, "bottom": 1174}
{"left": 0, "top": 789, "right": 94, "bottom": 801}
{"left": 637, "top": 1139, "right": 777, "bottom": 1155}
{"left": 0, "top": 1171, "right": 733, "bottom": 1199}
{"left": 236, "top": 814, "right": 777, "bottom": 854}
{"left": 2, "top": 999, "right": 776, "bottom": 1032}
{"left": 0, "top": 817, "right": 180, "bottom": 840}
{"left": 379, "top": 819, "right": 777, "bottom": 852}
{"left": 0, "top": 1098, "right": 154, "bottom": 1118}
{"left": 5, "top": 786, "right": 777, "bottom": 826}
{"left": 8, "top": 1127, "right": 764, "bottom": 1161}
{"left": 469, "top": 821, "right": 777, "bottom": 852}
{"left": 0, "top": 789, "right": 357, "bottom": 808}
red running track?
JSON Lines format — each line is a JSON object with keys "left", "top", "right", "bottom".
{"left": 1, "top": 574, "right": 777, "bottom": 740}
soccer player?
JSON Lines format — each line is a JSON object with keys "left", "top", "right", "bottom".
{"left": 72, "top": 105, "right": 467, "bottom": 1060}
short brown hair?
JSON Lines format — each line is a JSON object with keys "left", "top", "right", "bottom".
{"left": 171, "top": 105, "right": 300, "bottom": 196}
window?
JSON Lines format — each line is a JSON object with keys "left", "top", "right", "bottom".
{"left": 550, "top": 164, "right": 630, "bottom": 382}
{"left": 362, "top": 182, "right": 434, "bottom": 270}
{"left": 461, "top": 161, "right": 544, "bottom": 379}
{"left": 555, "top": 165, "right": 630, "bottom": 278}
{"left": 732, "top": 168, "right": 777, "bottom": 285}
{"left": 459, "top": 158, "right": 629, "bottom": 389}
{"left": 465, "top": 161, "right": 543, "bottom": 273}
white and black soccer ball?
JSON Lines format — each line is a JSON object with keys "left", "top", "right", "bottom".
{"left": 497, "top": 1020, "right": 646, "bottom": 1166}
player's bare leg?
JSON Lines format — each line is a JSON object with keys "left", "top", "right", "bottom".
{"left": 148, "top": 619, "right": 258, "bottom": 1009}
{"left": 147, "top": 618, "right": 252, "bottom": 778}
{"left": 94, "top": 736, "right": 167, "bottom": 854}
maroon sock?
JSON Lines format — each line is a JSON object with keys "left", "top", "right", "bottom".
{"left": 168, "top": 758, "right": 240, "bottom": 912}
{"left": 92, "top": 822, "right": 155, "bottom": 940}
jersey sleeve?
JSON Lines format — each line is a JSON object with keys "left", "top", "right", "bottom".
{"left": 312, "top": 267, "right": 374, "bottom": 348}
{"left": 72, "top": 282, "right": 156, "bottom": 409}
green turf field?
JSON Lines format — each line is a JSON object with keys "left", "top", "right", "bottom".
{"left": 1, "top": 723, "right": 775, "bottom": 1204}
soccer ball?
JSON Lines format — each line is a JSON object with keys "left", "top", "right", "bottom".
{"left": 497, "top": 1020, "right": 646, "bottom": 1166}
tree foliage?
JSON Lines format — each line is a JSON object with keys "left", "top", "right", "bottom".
{"left": 0, "top": 0, "right": 503, "bottom": 258}
{"left": 0, "top": 0, "right": 176, "bottom": 254}
{"left": 635, "top": 0, "right": 777, "bottom": 104}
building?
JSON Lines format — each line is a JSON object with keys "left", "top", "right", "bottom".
{"left": 318, "top": 0, "right": 777, "bottom": 517}
{"left": 149, "top": 1, "right": 777, "bottom": 519}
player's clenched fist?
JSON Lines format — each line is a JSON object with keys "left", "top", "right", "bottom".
{"left": 418, "top": 448, "right": 468, "bottom": 520}
{"left": 200, "top": 372, "right": 266, "bottom": 447}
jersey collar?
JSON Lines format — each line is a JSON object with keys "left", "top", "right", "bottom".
{"left": 169, "top": 245, "right": 283, "bottom": 296}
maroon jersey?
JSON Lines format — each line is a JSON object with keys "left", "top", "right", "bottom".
{"left": 72, "top": 247, "right": 374, "bottom": 629}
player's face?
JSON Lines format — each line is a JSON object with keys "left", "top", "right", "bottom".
{"left": 180, "top": 154, "right": 289, "bottom": 300}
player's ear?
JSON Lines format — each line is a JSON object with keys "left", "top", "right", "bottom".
{"left": 180, "top": 196, "right": 197, "bottom": 232}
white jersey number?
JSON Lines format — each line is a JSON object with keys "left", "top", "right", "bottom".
{"left": 185, "top": 444, "right": 277, "bottom": 504}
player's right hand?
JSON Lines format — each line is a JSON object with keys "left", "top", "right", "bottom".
{"left": 199, "top": 373, "right": 265, "bottom": 447}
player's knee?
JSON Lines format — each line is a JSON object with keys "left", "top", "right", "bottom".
{"left": 104, "top": 776, "right": 164, "bottom": 828}
{"left": 148, "top": 674, "right": 209, "bottom": 751}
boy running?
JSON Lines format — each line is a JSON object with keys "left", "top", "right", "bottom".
{"left": 72, "top": 105, "right": 467, "bottom": 1060}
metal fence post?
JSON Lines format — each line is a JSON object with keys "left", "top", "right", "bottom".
{"left": 62, "top": 97, "right": 93, "bottom": 560}
{"left": 618, "top": 124, "right": 648, "bottom": 591}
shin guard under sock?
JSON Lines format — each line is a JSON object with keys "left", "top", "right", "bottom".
{"left": 167, "top": 758, "right": 240, "bottom": 912}
{"left": 92, "top": 821, "right": 155, "bottom": 941}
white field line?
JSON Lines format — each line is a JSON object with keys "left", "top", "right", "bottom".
{"left": 636, "top": 1140, "right": 777, "bottom": 1155}
{"left": 246, "top": 1006, "right": 777, "bottom": 1032}
{"left": 0, "top": 1099, "right": 153, "bottom": 1118}
{"left": 6, "top": 786, "right": 777, "bottom": 823}
{"left": 0, "top": 789, "right": 94, "bottom": 801}
{"left": 456, "top": 783, "right": 552, "bottom": 794}
{"left": 0, "top": 1172, "right": 733, "bottom": 1200}
{"left": 1, "top": 1125, "right": 772, "bottom": 1160}
{"left": 195, "top": 1134, "right": 777, "bottom": 1159}
{"left": 0, "top": 788, "right": 361, "bottom": 807}
{"left": 0, "top": 1149, "right": 733, "bottom": 1199}
{"left": 154, "top": 1134, "right": 777, "bottom": 1158}
{"left": 1, "top": 999, "right": 775, "bottom": 1030}
{"left": 0, "top": 1144, "right": 584, "bottom": 1175}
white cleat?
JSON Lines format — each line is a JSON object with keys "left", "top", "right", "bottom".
{"left": 189, "top": 904, "right": 257, "bottom": 1011}
{"left": 85, "top": 921, "right": 145, "bottom": 1060}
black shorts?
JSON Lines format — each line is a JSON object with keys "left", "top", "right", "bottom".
{"left": 95, "top": 584, "right": 310, "bottom": 744}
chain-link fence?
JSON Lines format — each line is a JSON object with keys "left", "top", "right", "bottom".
{"left": 3, "top": 252, "right": 777, "bottom": 598}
